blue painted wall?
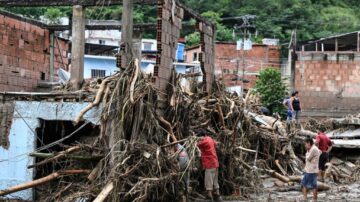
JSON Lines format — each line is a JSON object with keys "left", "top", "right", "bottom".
{"left": 0, "top": 101, "right": 100, "bottom": 200}
{"left": 84, "top": 54, "right": 189, "bottom": 79}
{"left": 84, "top": 56, "right": 118, "bottom": 79}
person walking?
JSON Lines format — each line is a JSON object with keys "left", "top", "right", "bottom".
{"left": 283, "top": 95, "right": 294, "bottom": 123}
{"left": 195, "top": 129, "right": 222, "bottom": 201}
{"left": 291, "top": 91, "right": 301, "bottom": 124}
{"left": 301, "top": 137, "right": 321, "bottom": 202}
{"left": 316, "top": 127, "right": 333, "bottom": 182}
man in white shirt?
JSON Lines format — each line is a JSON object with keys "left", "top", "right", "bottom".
{"left": 301, "top": 137, "right": 321, "bottom": 201}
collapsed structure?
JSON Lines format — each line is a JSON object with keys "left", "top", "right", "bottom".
{"left": 0, "top": 1, "right": 360, "bottom": 202}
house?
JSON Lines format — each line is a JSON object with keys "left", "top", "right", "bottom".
{"left": 84, "top": 38, "right": 196, "bottom": 79}
{"left": 0, "top": 92, "right": 99, "bottom": 200}
{"left": 0, "top": 10, "right": 70, "bottom": 92}
{"left": 185, "top": 42, "right": 281, "bottom": 93}
{"left": 291, "top": 31, "right": 360, "bottom": 117}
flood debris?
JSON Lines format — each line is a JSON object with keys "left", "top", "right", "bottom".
{"left": 1, "top": 60, "right": 360, "bottom": 201}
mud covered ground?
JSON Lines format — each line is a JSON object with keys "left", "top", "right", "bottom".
{"left": 233, "top": 181, "right": 360, "bottom": 202}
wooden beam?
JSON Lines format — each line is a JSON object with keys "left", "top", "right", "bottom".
{"left": 357, "top": 32, "right": 360, "bottom": 52}
{"left": 70, "top": 5, "right": 85, "bottom": 90}
{"left": 0, "top": 0, "right": 156, "bottom": 6}
{"left": 335, "top": 38, "right": 338, "bottom": 52}
{"left": 46, "top": 22, "right": 194, "bottom": 31}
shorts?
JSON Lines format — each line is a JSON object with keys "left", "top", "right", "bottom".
{"left": 319, "top": 152, "right": 329, "bottom": 171}
{"left": 301, "top": 173, "right": 317, "bottom": 189}
{"left": 205, "top": 168, "right": 219, "bottom": 191}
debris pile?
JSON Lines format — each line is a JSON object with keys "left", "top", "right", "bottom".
{"left": 1, "top": 60, "right": 360, "bottom": 201}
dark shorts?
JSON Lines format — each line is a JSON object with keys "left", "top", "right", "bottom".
{"left": 301, "top": 173, "right": 317, "bottom": 189}
{"left": 319, "top": 152, "right": 329, "bottom": 171}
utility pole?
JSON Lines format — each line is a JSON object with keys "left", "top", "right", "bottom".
{"left": 234, "top": 15, "right": 256, "bottom": 96}
{"left": 70, "top": 5, "right": 85, "bottom": 90}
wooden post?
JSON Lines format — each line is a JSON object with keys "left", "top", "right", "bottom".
{"left": 321, "top": 43, "right": 324, "bottom": 52}
{"left": 335, "top": 38, "right": 338, "bottom": 52}
{"left": 315, "top": 43, "right": 318, "bottom": 52}
{"left": 70, "top": 5, "right": 85, "bottom": 90}
{"left": 357, "top": 32, "right": 359, "bottom": 52}
{"left": 120, "top": 0, "right": 133, "bottom": 67}
{"left": 49, "top": 32, "right": 55, "bottom": 82}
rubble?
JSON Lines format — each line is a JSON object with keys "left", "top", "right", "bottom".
{"left": 1, "top": 60, "right": 360, "bottom": 201}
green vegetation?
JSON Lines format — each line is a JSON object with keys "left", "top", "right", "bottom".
{"left": 254, "top": 68, "right": 287, "bottom": 116}
{"left": 3, "top": 0, "right": 360, "bottom": 43}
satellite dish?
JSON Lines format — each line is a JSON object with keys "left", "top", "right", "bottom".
{"left": 58, "top": 68, "right": 70, "bottom": 84}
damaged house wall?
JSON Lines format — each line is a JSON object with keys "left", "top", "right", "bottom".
{"left": 0, "top": 100, "right": 100, "bottom": 200}
{"left": 295, "top": 52, "right": 360, "bottom": 117}
{"left": 0, "top": 10, "right": 70, "bottom": 92}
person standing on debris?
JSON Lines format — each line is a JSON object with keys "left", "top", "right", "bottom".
{"left": 283, "top": 95, "right": 294, "bottom": 123}
{"left": 316, "top": 128, "right": 333, "bottom": 182}
{"left": 301, "top": 137, "right": 321, "bottom": 202}
{"left": 195, "top": 129, "right": 222, "bottom": 201}
{"left": 176, "top": 143, "right": 190, "bottom": 199}
{"left": 291, "top": 91, "right": 301, "bottom": 124}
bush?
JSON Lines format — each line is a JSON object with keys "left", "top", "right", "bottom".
{"left": 254, "top": 68, "right": 287, "bottom": 116}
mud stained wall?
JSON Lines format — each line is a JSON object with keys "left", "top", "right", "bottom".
{"left": 0, "top": 11, "right": 70, "bottom": 92}
{"left": 295, "top": 52, "right": 360, "bottom": 117}
{"left": 0, "top": 101, "right": 100, "bottom": 200}
{"left": 0, "top": 102, "right": 14, "bottom": 149}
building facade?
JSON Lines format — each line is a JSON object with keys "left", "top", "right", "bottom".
{"left": 0, "top": 11, "right": 70, "bottom": 92}
{"left": 185, "top": 42, "right": 281, "bottom": 93}
{"left": 293, "top": 31, "right": 360, "bottom": 117}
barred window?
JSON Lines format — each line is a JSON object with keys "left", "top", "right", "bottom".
{"left": 91, "top": 69, "right": 106, "bottom": 78}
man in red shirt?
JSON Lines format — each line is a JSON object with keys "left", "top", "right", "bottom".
{"left": 194, "top": 128, "right": 222, "bottom": 201}
{"left": 315, "top": 127, "right": 334, "bottom": 182}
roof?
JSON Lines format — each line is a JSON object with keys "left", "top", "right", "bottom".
{"left": 0, "top": 9, "right": 47, "bottom": 28}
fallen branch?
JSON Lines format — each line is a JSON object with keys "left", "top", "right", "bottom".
{"left": 28, "top": 146, "right": 81, "bottom": 169}
{"left": 275, "top": 160, "right": 287, "bottom": 176}
{"left": 0, "top": 170, "right": 90, "bottom": 196}
{"left": 216, "top": 103, "right": 226, "bottom": 128}
{"left": 93, "top": 182, "right": 114, "bottom": 202}
{"left": 157, "top": 116, "right": 177, "bottom": 142}
{"left": 73, "top": 76, "right": 114, "bottom": 124}
{"left": 129, "top": 59, "right": 139, "bottom": 104}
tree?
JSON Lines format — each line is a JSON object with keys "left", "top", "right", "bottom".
{"left": 254, "top": 68, "right": 287, "bottom": 116}
{"left": 44, "top": 8, "right": 64, "bottom": 24}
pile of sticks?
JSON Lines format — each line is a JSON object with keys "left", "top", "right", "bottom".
{"left": 2, "top": 60, "right": 360, "bottom": 201}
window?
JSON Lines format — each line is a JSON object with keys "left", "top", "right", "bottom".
{"left": 143, "top": 42, "right": 153, "bottom": 51}
{"left": 91, "top": 69, "right": 106, "bottom": 78}
{"left": 99, "top": 40, "right": 106, "bottom": 45}
{"left": 222, "top": 69, "right": 230, "bottom": 74}
{"left": 192, "top": 52, "right": 198, "bottom": 61}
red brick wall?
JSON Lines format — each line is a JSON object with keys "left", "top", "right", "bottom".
{"left": 0, "top": 13, "right": 69, "bottom": 92}
{"left": 295, "top": 54, "right": 360, "bottom": 116}
{"left": 185, "top": 43, "right": 281, "bottom": 90}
